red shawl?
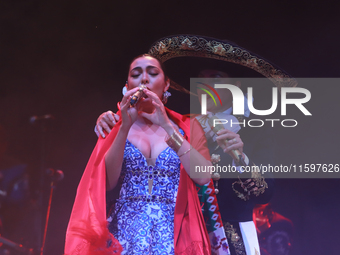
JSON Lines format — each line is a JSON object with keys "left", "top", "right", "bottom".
{"left": 64, "top": 108, "right": 211, "bottom": 255}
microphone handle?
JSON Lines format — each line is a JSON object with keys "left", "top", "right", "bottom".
{"left": 209, "top": 117, "right": 247, "bottom": 166}
{"left": 130, "top": 85, "right": 146, "bottom": 106}
{"left": 229, "top": 148, "right": 247, "bottom": 167}
{"left": 130, "top": 94, "right": 140, "bottom": 106}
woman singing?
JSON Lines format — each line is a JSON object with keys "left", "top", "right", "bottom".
{"left": 65, "top": 54, "right": 212, "bottom": 255}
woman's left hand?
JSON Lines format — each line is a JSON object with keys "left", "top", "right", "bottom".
{"left": 215, "top": 129, "right": 244, "bottom": 155}
{"left": 139, "top": 89, "right": 172, "bottom": 128}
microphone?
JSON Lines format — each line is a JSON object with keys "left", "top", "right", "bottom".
{"left": 130, "top": 85, "right": 147, "bottom": 106}
{"left": 208, "top": 115, "right": 246, "bottom": 166}
{"left": 30, "top": 114, "right": 54, "bottom": 124}
{"left": 46, "top": 168, "right": 64, "bottom": 182}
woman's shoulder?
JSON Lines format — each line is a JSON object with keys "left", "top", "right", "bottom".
{"left": 165, "top": 108, "right": 190, "bottom": 124}
{"left": 165, "top": 108, "right": 206, "bottom": 135}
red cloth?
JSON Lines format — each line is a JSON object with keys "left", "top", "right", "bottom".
{"left": 64, "top": 108, "right": 211, "bottom": 255}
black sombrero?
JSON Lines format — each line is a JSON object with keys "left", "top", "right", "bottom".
{"left": 148, "top": 35, "right": 297, "bottom": 90}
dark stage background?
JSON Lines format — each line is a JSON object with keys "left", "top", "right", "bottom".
{"left": 0, "top": 0, "right": 339, "bottom": 254}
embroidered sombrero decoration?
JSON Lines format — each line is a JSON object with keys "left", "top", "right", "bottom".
{"left": 148, "top": 34, "right": 297, "bottom": 89}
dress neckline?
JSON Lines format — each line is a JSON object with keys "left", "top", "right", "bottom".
{"left": 126, "top": 139, "right": 171, "bottom": 166}
{"left": 125, "top": 128, "right": 184, "bottom": 166}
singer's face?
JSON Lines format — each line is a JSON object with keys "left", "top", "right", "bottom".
{"left": 197, "top": 69, "right": 237, "bottom": 113}
{"left": 127, "top": 56, "right": 168, "bottom": 100}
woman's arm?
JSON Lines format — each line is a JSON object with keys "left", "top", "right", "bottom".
{"left": 161, "top": 123, "right": 211, "bottom": 185}
{"left": 105, "top": 126, "right": 129, "bottom": 190}
{"left": 105, "top": 87, "right": 139, "bottom": 190}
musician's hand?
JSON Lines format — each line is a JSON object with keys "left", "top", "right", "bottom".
{"left": 94, "top": 111, "right": 120, "bottom": 138}
{"left": 215, "top": 129, "right": 244, "bottom": 155}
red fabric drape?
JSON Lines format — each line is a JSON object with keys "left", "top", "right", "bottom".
{"left": 64, "top": 108, "right": 211, "bottom": 255}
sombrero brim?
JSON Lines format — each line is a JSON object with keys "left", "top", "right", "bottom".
{"left": 148, "top": 35, "right": 297, "bottom": 89}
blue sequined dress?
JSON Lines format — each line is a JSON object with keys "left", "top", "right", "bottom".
{"left": 107, "top": 133, "right": 183, "bottom": 254}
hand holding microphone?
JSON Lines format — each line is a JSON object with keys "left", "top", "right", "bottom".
{"left": 208, "top": 115, "right": 246, "bottom": 166}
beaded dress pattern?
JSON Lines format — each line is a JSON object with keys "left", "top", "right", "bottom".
{"left": 107, "top": 130, "right": 184, "bottom": 254}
